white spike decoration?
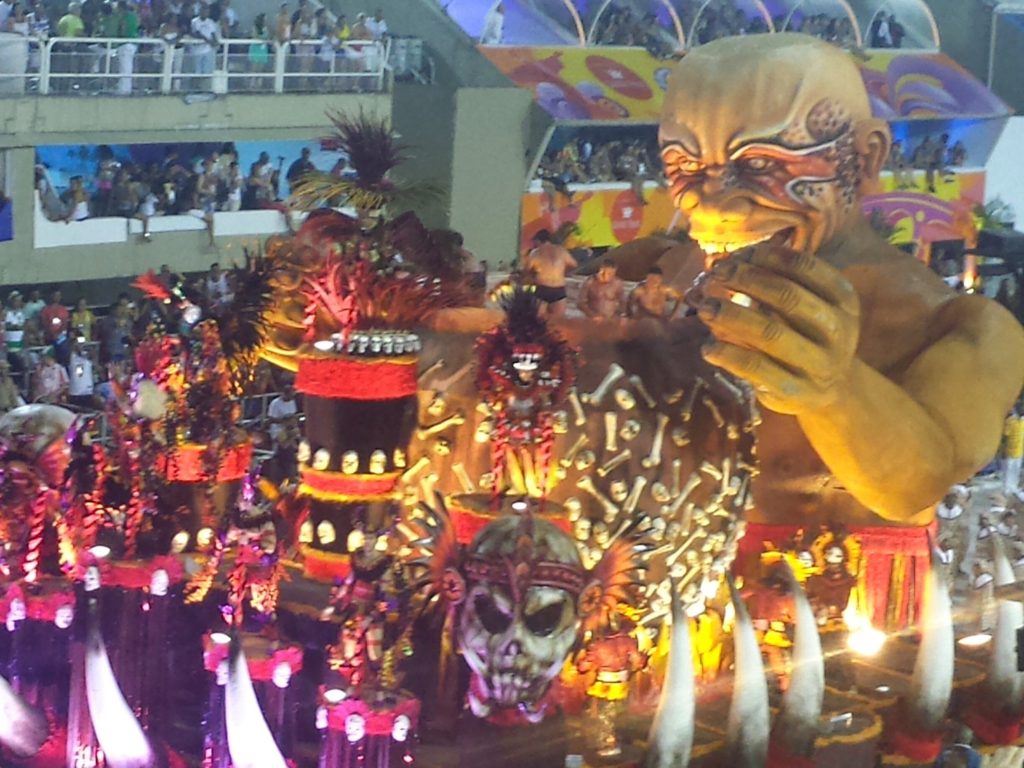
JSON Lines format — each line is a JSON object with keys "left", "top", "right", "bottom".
{"left": 726, "top": 579, "right": 770, "bottom": 768}
{"left": 0, "top": 672, "right": 48, "bottom": 758}
{"left": 908, "top": 551, "right": 954, "bottom": 731}
{"left": 225, "top": 643, "right": 289, "bottom": 768}
{"left": 988, "top": 537, "right": 1024, "bottom": 714}
{"left": 85, "top": 620, "right": 156, "bottom": 768}
{"left": 645, "top": 582, "right": 695, "bottom": 768}
{"left": 776, "top": 569, "right": 824, "bottom": 758}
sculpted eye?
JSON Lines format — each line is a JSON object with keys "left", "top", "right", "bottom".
{"left": 737, "top": 156, "right": 776, "bottom": 174}
{"left": 662, "top": 147, "right": 704, "bottom": 176}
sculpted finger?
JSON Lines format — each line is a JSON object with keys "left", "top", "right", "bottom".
{"left": 698, "top": 299, "right": 832, "bottom": 381}
{"left": 709, "top": 261, "right": 843, "bottom": 346}
{"left": 701, "top": 339, "right": 825, "bottom": 408}
{"left": 747, "top": 246, "right": 859, "bottom": 315}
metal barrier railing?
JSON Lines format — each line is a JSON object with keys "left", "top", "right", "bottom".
{"left": 0, "top": 35, "right": 391, "bottom": 96}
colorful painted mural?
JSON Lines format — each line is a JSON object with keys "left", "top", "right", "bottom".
{"left": 864, "top": 169, "right": 985, "bottom": 249}
{"left": 522, "top": 170, "right": 985, "bottom": 252}
{"left": 858, "top": 53, "right": 1012, "bottom": 121}
{"left": 521, "top": 183, "right": 676, "bottom": 251}
{"left": 481, "top": 47, "right": 672, "bottom": 121}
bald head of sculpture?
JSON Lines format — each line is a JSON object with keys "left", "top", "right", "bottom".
{"left": 660, "top": 34, "right": 891, "bottom": 265}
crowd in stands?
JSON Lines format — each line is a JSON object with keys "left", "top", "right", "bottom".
{"left": 590, "top": 4, "right": 678, "bottom": 57}
{"left": 0, "top": 0, "right": 391, "bottom": 94}
{"left": 535, "top": 131, "right": 663, "bottom": 205}
{"left": 0, "top": 264, "right": 303, "bottom": 471}
{"left": 35, "top": 143, "right": 347, "bottom": 239}
{"left": 886, "top": 133, "right": 969, "bottom": 192}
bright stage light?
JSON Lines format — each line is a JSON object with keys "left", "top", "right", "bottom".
{"left": 210, "top": 632, "right": 231, "bottom": 645}
{"left": 89, "top": 545, "right": 111, "bottom": 559}
{"left": 313, "top": 339, "right": 335, "bottom": 352}
{"left": 847, "top": 626, "right": 886, "bottom": 657}
{"left": 874, "top": 685, "right": 891, "bottom": 694}
{"left": 957, "top": 633, "right": 992, "bottom": 648}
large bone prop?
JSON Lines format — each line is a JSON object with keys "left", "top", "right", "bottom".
{"left": 452, "top": 462, "right": 475, "bottom": 494}
{"left": 642, "top": 414, "right": 670, "bottom": 469}
{"left": 629, "top": 374, "right": 657, "bottom": 409}
{"left": 576, "top": 475, "right": 619, "bottom": 520}
{"left": 400, "top": 456, "right": 430, "bottom": 484}
{"left": 671, "top": 459, "right": 682, "bottom": 497}
{"left": 604, "top": 412, "right": 619, "bottom": 453}
{"left": 582, "top": 363, "right": 626, "bottom": 406}
{"left": 713, "top": 371, "right": 745, "bottom": 403}
{"left": 560, "top": 433, "right": 589, "bottom": 468}
{"left": 662, "top": 473, "right": 702, "bottom": 518}
{"left": 680, "top": 377, "right": 705, "bottom": 422}
{"left": 597, "top": 448, "right": 632, "bottom": 477}
{"left": 623, "top": 476, "right": 648, "bottom": 516}
{"left": 644, "top": 581, "right": 694, "bottom": 768}
{"left": 701, "top": 396, "right": 724, "bottom": 429}
{"left": 418, "top": 357, "right": 445, "bottom": 383}
{"left": 726, "top": 578, "right": 770, "bottom": 768}
{"left": 568, "top": 388, "right": 586, "bottom": 426}
{"left": 416, "top": 411, "right": 465, "bottom": 440}
{"left": 775, "top": 568, "right": 824, "bottom": 759}
{"left": 907, "top": 550, "right": 953, "bottom": 733}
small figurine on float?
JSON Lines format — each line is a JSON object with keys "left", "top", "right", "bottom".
{"left": 474, "top": 288, "right": 577, "bottom": 499}
{"left": 322, "top": 510, "right": 413, "bottom": 691}
{"left": 574, "top": 609, "right": 647, "bottom": 758}
{"left": 806, "top": 527, "right": 860, "bottom": 629}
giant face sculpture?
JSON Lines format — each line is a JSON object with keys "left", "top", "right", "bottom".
{"left": 659, "top": 34, "right": 889, "bottom": 266}
{"left": 458, "top": 516, "right": 590, "bottom": 722}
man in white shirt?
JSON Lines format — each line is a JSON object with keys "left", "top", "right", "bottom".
{"left": 67, "top": 339, "right": 96, "bottom": 409}
{"left": 267, "top": 384, "right": 299, "bottom": 445}
{"left": 190, "top": 4, "right": 219, "bottom": 85}
{"left": 480, "top": 1, "right": 504, "bottom": 45}
{"left": 366, "top": 8, "right": 388, "bottom": 40}
{"left": 4, "top": 291, "right": 25, "bottom": 365}
{"left": 205, "top": 262, "right": 233, "bottom": 306}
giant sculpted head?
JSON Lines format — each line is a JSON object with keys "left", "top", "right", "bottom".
{"left": 660, "top": 34, "right": 891, "bottom": 265}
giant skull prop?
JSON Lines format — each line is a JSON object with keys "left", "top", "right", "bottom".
{"left": 457, "top": 515, "right": 595, "bottom": 723}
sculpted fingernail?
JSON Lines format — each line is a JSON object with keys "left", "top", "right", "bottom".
{"left": 698, "top": 299, "right": 721, "bottom": 321}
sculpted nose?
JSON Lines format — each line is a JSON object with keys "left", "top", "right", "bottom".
{"left": 500, "top": 638, "right": 522, "bottom": 658}
{"left": 679, "top": 172, "right": 752, "bottom": 224}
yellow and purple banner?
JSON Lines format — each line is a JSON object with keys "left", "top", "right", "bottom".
{"left": 481, "top": 46, "right": 672, "bottom": 122}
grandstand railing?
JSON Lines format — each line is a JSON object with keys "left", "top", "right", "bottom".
{"left": 0, "top": 35, "right": 391, "bottom": 97}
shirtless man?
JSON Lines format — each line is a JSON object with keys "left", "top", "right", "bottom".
{"left": 579, "top": 259, "right": 625, "bottom": 320}
{"left": 522, "top": 229, "right": 577, "bottom": 318}
{"left": 628, "top": 266, "right": 682, "bottom": 319}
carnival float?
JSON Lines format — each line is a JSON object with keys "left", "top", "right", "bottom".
{"left": 1, "top": 33, "right": 1024, "bottom": 768}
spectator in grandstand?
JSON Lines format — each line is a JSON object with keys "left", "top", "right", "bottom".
{"left": 480, "top": 1, "right": 504, "bottom": 45}
{"left": 61, "top": 175, "right": 91, "bottom": 221}
{"left": 0, "top": 360, "right": 24, "bottom": 413}
{"left": 67, "top": 337, "right": 97, "bottom": 409}
{"left": 205, "top": 262, "right": 233, "bottom": 306}
{"left": 286, "top": 147, "right": 315, "bottom": 194}
{"left": 189, "top": 3, "right": 219, "bottom": 88}
{"left": 366, "top": 7, "right": 388, "bottom": 40}
{"left": 247, "top": 12, "right": 271, "bottom": 89}
{"left": 24, "top": 289, "right": 43, "bottom": 320}
{"left": 219, "top": 0, "right": 237, "bottom": 38}
{"left": 869, "top": 12, "right": 892, "bottom": 47}
{"left": 889, "top": 14, "right": 905, "bottom": 48}
{"left": 0, "top": 0, "right": 13, "bottom": 29}
{"left": 40, "top": 290, "right": 69, "bottom": 344}
{"left": 275, "top": 1, "right": 291, "bottom": 45}
{"left": 32, "top": 349, "right": 68, "bottom": 405}
{"left": 70, "top": 297, "right": 95, "bottom": 341}
{"left": 98, "top": 299, "right": 131, "bottom": 364}
{"left": 267, "top": 383, "right": 299, "bottom": 446}
{"left": 4, "top": 291, "right": 25, "bottom": 371}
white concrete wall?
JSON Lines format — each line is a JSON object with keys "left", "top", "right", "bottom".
{"left": 984, "top": 116, "right": 1024, "bottom": 226}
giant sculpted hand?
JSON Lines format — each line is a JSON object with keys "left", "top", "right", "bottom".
{"left": 696, "top": 239, "right": 861, "bottom": 415}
